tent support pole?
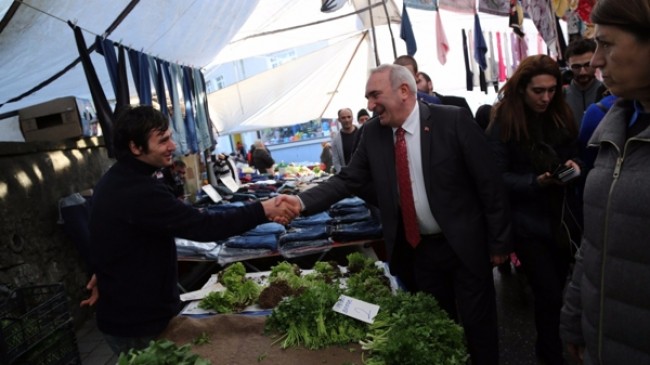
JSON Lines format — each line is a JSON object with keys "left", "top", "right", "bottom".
{"left": 367, "top": 0, "right": 380, "bottom": 66}
{"left": 381, "top": 0, "right": 397, "bottom": 59}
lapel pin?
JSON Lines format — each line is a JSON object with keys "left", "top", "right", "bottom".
{"left": 424, "top": 126, "right": 430, "bottom": 132}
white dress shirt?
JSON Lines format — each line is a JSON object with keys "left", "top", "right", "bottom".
{"left": 393, "top": 103, "right": 442, "bottom": 235}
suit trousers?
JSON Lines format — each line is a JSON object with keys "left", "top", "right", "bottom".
{"left": 390, "top": 234, "right": 499, "bottom": 365}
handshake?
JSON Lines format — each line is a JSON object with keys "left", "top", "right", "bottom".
{"left": 261, "top": 195, "right": 303, "bottom": 225}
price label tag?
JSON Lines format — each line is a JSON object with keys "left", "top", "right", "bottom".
{"left": 201, "top": 184, "right": 222, "bottom": 203}
{"left": 219, "top": 173, "right": 240, "bottom": 194}
{"left": 332, "top": 295, "right": 379, "bottom": 324}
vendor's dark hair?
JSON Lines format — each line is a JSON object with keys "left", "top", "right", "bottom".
{"left": 113, "top": 105, "right": 170, "bottom": 160}
{"left": 591, "top": 0, "right": 650, "bottom": 42}
{"left": 564, "top": 38, "right": 596, "bottom": 60}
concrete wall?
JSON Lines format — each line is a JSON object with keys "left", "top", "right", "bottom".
{"left": 0, "top": 137, "right": 112, "bottom": 325}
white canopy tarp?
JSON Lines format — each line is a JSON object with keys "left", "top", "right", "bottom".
{"left": 208, "top": 32, "right": 373, "bottom": 134}
{"left": 0, "top": 0, "right": 259, "bottom": 114}
{"left": 208, "top": 0, "right": 400, "bottom": 68}
{"left": 0, "top": 0, "right": 549, "bottom": 140}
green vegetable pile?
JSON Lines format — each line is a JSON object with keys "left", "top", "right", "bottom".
{"left": 117, "top": 339, "right": 210, "bottom": 365}
{"left": 360, "top": 292, "right": 469, "bottom": 365}
{"left": 198, "top": 262, "right": 261, "bottom": 313}
{"left": 195, "top": 252, "right": 468, "bottom": 364}
{"left": 264, "top": 252, "right": 468, "bottom": 364}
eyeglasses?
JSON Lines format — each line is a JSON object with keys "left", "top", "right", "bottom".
{"left": 570, "top": 62, "right": 593, "bottom": 71}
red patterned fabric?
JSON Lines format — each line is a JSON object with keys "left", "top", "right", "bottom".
{"left": 395, "top": 128, "right": 420, "bottom": 247}
{"left": 576, "top": 0, "right": 594, "bottom": 23}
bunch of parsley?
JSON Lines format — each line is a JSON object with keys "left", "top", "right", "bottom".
{"left": 360, "top": 291, "right": 468, "bottom": 365}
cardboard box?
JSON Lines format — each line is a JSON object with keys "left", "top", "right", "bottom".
{"left": 19, "top": 97, "right": 95, "bottom": 142}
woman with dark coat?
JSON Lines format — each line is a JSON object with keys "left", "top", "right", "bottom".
{"left": 486, "top": 54, "right": 581, "bottom": 365}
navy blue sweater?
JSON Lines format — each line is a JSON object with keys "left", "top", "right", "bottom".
{"left": 89, "top": 156, "right": 267, "bottom": 337}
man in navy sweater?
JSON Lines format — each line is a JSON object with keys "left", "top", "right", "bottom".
{"left": 82, "top": 105, "right": 297, "bottom": 355}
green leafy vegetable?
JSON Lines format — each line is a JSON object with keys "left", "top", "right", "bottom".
{"left": 117, "top": 339, "right": 210, "bottom": 365}
{"left": 199, "top": 262, "right": 261, "bottom": 313}
{"left": 360, "top": 292, "right": 468, "bottom": 365}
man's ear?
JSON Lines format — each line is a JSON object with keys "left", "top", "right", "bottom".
{"left": 129, "top": 141, "right": 143, "bottom": 156}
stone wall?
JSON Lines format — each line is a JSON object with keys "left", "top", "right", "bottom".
{"left": 0, "top": 137, "right": 112, "bottom": 325}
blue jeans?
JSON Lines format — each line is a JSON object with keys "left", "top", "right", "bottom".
{"left": 243, "top": 222, "right": 286, "bottom": 236}
{"left": 326, "top": 210, "right": 371, "bottom": 224}
{"left": 103, "top": 332, "right": 157, "bottom": 356}
{"left": 225, "top": 234, "right": 278, "bottom": 250}
{"left": 279, "top": 225, "right": 328, "bottom": 244}
{"left": 328, "top": 219, "right": 383, "bottom": 242}
{"left": 289, "top": 211, "right": 331, "bottom": 228}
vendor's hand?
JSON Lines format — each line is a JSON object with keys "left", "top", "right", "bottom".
{"left": 80, "top": 274, "right": 98, "bottom": 307}
{"left": 490, "top": 253, "right": 509, "bottom": 266}
{"left": 566, "top": 343, "right": 584, "bottom": 364}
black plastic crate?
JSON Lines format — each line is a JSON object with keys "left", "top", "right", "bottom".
{"left": 13, "top": 323, "right": 81, "bottom": 365}
{"left": 0, "top": 284, "right": 74, "bottom": 364}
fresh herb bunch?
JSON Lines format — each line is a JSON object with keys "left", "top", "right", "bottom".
{"left": 264, "top": 280, "right": 367, "bottom": 349}
{"left": 345, "top": 252, "right": 375, "bottom": 274}
{"left": 199, "top": 262, "right": 261, "bottom": 313}
{"left": 312, "top": 260, "right": 342, "bottom": 282}
{"left": 263, "top": 254, "right": 387, "bottom": 350}
{"left": 360, "top": 291, "right": 468, "bottom": 365}
{"left": 117, "top": 339, "right": 210, "bottom": 365}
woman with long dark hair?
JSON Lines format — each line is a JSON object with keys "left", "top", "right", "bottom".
{"left": 487, "top": 54, "right": 581, "bottom": 365}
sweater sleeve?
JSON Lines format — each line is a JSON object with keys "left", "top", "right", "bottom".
{"left": 131, "top": 182, "right": 268, "bottom": 242}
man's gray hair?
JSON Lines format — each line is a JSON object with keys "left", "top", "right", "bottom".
{"left": 371, "top": 64, "right": 417, "bottom": 94}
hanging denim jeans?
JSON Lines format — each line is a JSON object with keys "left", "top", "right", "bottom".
{"left": 164, "top": 62, "right": 188, "bottom": 154}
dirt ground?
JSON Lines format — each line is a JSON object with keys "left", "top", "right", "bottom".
{"left": 161, "top": 314, "right": 365, "bottom": 365}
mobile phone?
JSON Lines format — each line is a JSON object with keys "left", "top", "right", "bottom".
{"left": 552, "top": 165, "right": 580, "bottom": 183}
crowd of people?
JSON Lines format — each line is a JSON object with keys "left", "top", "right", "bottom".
{"left": 81, "top": 0, "right": 650, "bottom": 364}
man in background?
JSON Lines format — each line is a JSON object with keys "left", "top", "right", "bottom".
{"left": 394, "top": 55, "right": 441, "bottom": 105}
{"left": 564, "top": 38, "right": 604, "bottom": 129}
{"left": 357, "top": 108, "right": 370, "bottom": 124}
{"left": 331, "top": 107, "right": 358, "bottom": 173}
{"left": 417, "top": 71, "right": 473, "bottom": 116}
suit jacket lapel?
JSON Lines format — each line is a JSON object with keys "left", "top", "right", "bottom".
{"left": 379, "top": 123, "right": 399, "bottom": 204}
{"left": 419, "top": 102, "right": 433, "bottom": 192}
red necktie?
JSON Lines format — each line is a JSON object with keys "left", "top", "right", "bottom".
{"left": 395, "top": 128, "right": 420, "bottom": 247}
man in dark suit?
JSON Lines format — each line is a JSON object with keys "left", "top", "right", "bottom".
{"left": 278, "top": 64, "right": 512, "bottom": 365}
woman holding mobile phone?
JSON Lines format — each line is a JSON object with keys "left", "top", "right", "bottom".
{"left": 486, "top": 54, "right": 582, "bottom": 365}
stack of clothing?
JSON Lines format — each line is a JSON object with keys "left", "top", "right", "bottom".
{"left": 325, "top": 197, "right": 382, "bottom": 242}
{"left": 216, "top": 222, "right": 286, "bottom": 264}
{"left": 278, "top": 197, "right": 382, "bottom": 257}
{"left": 278, "top": 211, "right": 332, "bottom": 257}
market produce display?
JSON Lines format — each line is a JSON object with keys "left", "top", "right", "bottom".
{"left": 191, "top": 253, "right": 469, "bottom": 365}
